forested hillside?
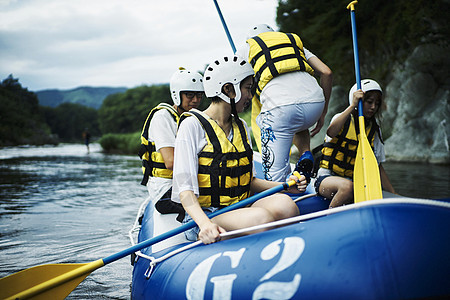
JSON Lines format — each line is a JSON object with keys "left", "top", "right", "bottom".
{"left": 277, "top": 0, "right": 449, "bottom": 163}
{"left": 276, "top": 0, "right": 448, "bottom": 89}
{"left": 2, "top": 0, "right": 448, "bottom": 161}
{"left": 0, "top": 75, "right": 56, "bottom": 146}
{"left": 0, "top": 74, "right": 179, "bottom": 146}
{"left": 36, "top": 86, "right": 127, "bottom": 109}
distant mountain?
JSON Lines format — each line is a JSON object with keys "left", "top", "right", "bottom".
{"left": 36, "top": 86, "right": 128, "bottom": 109}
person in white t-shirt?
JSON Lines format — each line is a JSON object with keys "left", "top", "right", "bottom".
{"left": 139, "top": 68, "right": 204, "bottom": 221}
{"left": 236, "top": 24, "right": 333, "bottom": 183}
{"left": 172, "top": 55, "right": 307, "bottom": 244}
{"left": 315, "top": 79, "right": 396, "bottom": 208}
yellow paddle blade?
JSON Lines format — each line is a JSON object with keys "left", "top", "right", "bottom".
{"left": 0, "top": 259, "right": 104, "bottom": 300}
{"left": 251, "top": 96, "right": 263, "bottom": 153}
{"left": 353, "top": 124, "right": 383, "bottom": 202}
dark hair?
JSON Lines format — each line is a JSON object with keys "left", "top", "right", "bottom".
{"left": 364, "top": 90, "right": 384, "bottom": 120}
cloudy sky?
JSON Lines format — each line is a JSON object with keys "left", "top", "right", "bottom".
{"left": 0, "top": 0, "right": 278, "bottom": 91}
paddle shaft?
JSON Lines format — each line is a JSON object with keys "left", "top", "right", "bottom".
{"left": 1, "top": 178, "right": 297, "bottom": 300}
{"left": 103, "top": 178, "right": 295, "bottom": 264}
{"left": 212, "top": 0, "right": 236, "bottom": 53}
{"left": 347, "top": 1, "right": 383, "bottom": 202}
{"left": 349, "top": 2, "right": 368, "bottom": 200}
{"left": 349, "top": 3, "right": 362, "bottom": 92}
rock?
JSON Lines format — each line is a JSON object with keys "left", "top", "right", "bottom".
{"left": 307, "top": 43, "right": 449, "bottom": 164}
{"left": 384, "top": 43, "right": 449, "bottom": 164}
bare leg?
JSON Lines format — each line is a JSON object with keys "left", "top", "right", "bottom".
{"left": 211, "top": 193, "right": 298, "bottom": 234}
{"left": 317, "top": 176, "right": 354, "bottom": 208}
{"left": 293, "top": 130, "right": 311, "bottom": 156}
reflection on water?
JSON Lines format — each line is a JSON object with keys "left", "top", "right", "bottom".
{"left": 0, "top": 144, "right": 448, "bottom": 299}
{"left": 383, "top": 161, "right": 449, "bottom": 199}
{"left": 0, "top": 144, "right": 146, "bottom": 299}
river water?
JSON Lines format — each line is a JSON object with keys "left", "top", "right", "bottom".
{"left": 0, "top": 144, "right": 448, "bottom": 299}
{"left": 0, "top": 144, "right": 145, "bottom": 299}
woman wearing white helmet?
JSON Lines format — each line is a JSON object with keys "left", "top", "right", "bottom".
{"left": 315, "top": 79, "right": 396, "bottom": 208}
{"left": 139, "top": 68, "right": 204, "bottom": 220}
{"left": 172, "top": 56, "right": 306, "bottom": 244}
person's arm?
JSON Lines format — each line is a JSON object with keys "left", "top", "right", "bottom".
{"left": 150, "top": 109, "right": 177, "bottom": 169}
{"left": 159, "top": 147, "right": 174, "bottom": 170}
{"left": 250, "top": 174, "right": 307, "bottom": 195}
{"left": 327, "top": 90, "right": 362, "bottom": 138}
{"left": 307, "top": 56, "right": 333, "bottom": 137}
{"left": 379, "top": 163, "right": 396, "bottom": 194}
{"left": 180, "top": 190, "right": 225, "bottom": 244}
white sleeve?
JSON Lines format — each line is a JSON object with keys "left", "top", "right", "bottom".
{"left": 323, "top": 113, "right": 341, "bottom": 142}
{"left": 172, "top": 117, "right": 207, "bottom": 202}
{"left": 374, "top": 131, "right": 386, "bottom": 164}
{"left": 303, "top": 47, "right": 316, "bottom": 61}
{"left": 148, "top": 109, "right": 177, "bottom": 151}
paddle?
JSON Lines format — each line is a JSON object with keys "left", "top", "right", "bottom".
{"left": 347, "top": 1, "right": 383, "bottom": 202}
{"left": 0, "top": 173, "right": 301, "bottom": 300}
{"left": 212, "top": 0, "right": 236, "bottom": 53}
{"left": 211, "top": 0, "right": 263, "bottom": 153}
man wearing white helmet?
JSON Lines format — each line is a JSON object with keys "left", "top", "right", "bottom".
{"left": 172, "top": 56, "right": 307, "bottom": 244}
{"left": 139, "top": 68, "right": 204, "bottom": 220}
{"left": 315, "top": 79, "right": 396, "bottom": 208}
{"left": 237, "top": 24, "right": 333, "bottom": 183}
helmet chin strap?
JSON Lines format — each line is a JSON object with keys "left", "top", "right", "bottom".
{"left": 176, "top": 104, "right": 187, "bottom": 115}
{"left": 176, "top": 96, "right": 188, "bottom": 115}
{"left": 230, "top": 98, "right": 238, "bottom": 121}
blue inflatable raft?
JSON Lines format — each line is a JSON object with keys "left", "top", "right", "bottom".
{"left": 130, "top": 155, "right": 450, "bottom": 299}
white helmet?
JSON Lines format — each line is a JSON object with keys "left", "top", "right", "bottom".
{"left": 203, "top": 56, "right": 254, "bottom": 104}
{"left": 170, "top": 67, "right": 204, "bottom": 106}
{"left": 348, "top": 79, "right": 382, "bottom": 106}
{"left": 246, "top": 24, "right": 274, "bottom": 39}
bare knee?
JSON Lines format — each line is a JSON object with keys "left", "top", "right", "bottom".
{"left": 271, "top": 194, "right": 299, "bottom": 219}
{"left": 340, "top": 180, "right": 354, "bottom": 202}
{"left": 329, "top": 180, "right": 354, "bottom": 208}
{"left": 248, "top": 207, "right": 275, "bottom": 226}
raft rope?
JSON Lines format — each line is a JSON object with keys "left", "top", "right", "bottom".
{"left": 293, "top": 193, "right": 317, "bottom": 202}
{"left": 128, "top": 195, "right": 152, "bottom": 262}
{"left": 128, "top": 193, "right": 316, "bottom": 263}
{"left": 132, "top": 197, "right": 450, "bottom": 279}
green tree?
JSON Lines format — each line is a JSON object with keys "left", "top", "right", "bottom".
{"left": 0, "top": 75, "right": 54, "bottom": 146}
{"left": 42, "top": 103, "right": 99, "bottom": 141}
{"left": 276, "top": 0, "right": 449, "bottom": 88}
{"left": 98, "top": 84, "right": 171, "bottom": 134}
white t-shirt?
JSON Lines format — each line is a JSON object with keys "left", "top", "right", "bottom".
{"left": 236, "top": 44, "right": 325, "bottom": 112}
{"left": 172, "top": 115, "right": 256, "bottom": 203}
{"left": 148, "top": 108, "right": 178, "bottom": 150}
{"left": 146, "top": 107, "right": 178, "bottom": 195}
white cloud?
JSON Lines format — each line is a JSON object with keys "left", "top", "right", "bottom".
{"left": 0, "top": 0, "right": 278, "bottom": 91}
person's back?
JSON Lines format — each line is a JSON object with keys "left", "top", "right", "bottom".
{"left": 237, "top": 24, "right": 333, "bottom": 182}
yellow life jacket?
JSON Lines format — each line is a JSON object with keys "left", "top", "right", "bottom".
{"left": 319, "top": 113, "right": 379, "bottom": 178}
{"left": 138, "top": 103, "right": 179, "bottom": 185}
{"left": 247, "top": 31, "right": 315, "bottom": 152}
{"left": 179, "top": 110, "right": 253, "bottom": 208}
